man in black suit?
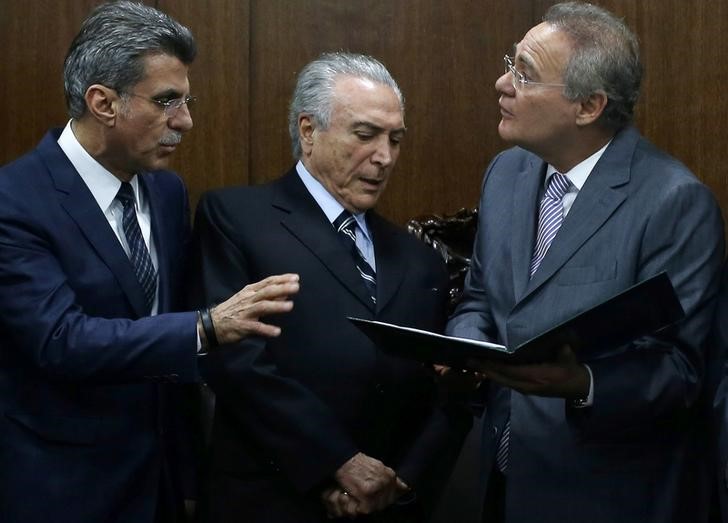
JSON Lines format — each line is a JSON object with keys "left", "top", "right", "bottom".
{"left": 191, "top": 52, "right": 471, "bottom": 522}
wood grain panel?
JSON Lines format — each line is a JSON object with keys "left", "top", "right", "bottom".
{"left": 157, "top": 0, "right": 251, "bottom": 201}
{"left": 1, "top": 0, "right": 726, "bottom": 232}
{"left": 0, "top": 0, "right": 100, "bottom": 161}
{"left": 248, "top": 0, "right": 534, "bottom": 224}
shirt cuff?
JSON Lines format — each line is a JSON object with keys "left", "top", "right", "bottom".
{"left": 571, "top": 364, "right": 594, "bottom": 408}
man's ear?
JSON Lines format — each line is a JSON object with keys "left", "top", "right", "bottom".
{"left": 84, "top": 84, "right": 121, "bottom": 127}
{"left": 575, "top": 91, "right": 608, "bottom": 127}
{"left": 298, "top": 114, "right": 316, "bottom": 155}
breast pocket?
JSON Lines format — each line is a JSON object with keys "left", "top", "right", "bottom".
{"left": 555, "top": 260, "right": 618, "bottom": 286}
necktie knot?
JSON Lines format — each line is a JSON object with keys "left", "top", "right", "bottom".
{"left": 545, "top": 172, "right": 571, "bottom": 200}
{"left": 334, "top": 210, "right": 357, "bottom": 236}
{"left": 116, "top": 182, "right": 136, "bottom": 207}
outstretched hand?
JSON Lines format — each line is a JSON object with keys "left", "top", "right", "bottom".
{"left": 200, "top": 273, "right": 300, "bottom": 347}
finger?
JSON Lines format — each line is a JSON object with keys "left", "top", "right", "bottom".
{"left": 340, "top": 491, "right": 359, "bottom": 518}
{"left": 238, "top": 320, "right": 283, "bottom": 338}
{"left": 244, "top": 273, "right": 300, "bottom": 292}
{"left": 321, "top": 488, "right": 343, "bottom": 519}
{"left": 432, "top": 364, "right": 450, "bottom": 376}
{"left": 242, "top": 281, "right": 300, "bottom": 303}
{"left": 241, "top": 298, "right": 295, "bottom": 317}
{"left": 395, "top": 477, "right": 409, "bottom": 491}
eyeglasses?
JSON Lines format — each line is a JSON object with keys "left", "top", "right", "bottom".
{"left": 503, "top": 53, "right": 566, "bottom": 91}
{"left": 125, "top": 93, "right": 197, "bottom": 118}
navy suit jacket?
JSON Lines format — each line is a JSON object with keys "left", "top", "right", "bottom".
{"left": 190, "top": 170, "right": 472, "bottom": 523}
{"left": 0, "top": 130, "right": 200, "bottom": 522}
{"left": 447, "top": 126, "right": 724, "bottom": 523}
{"left": 709, "top": 262, "right": 728, "bottom": 522}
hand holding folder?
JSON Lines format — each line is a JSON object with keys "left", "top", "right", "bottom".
{"left": 349, "top": 272, "right": 684, "bottom": 370}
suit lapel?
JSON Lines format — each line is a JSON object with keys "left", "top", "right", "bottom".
{"left": 368, "top": 213, "right": 406, "bottom": 313}
{"left": 273, "top": 171, "right": 376, "bottom": 311}
{"left": 38, "top": 132, "right": 150, "bottom": 318}
{"left": 521, "top": 128, "right": 636, "bottom": 300}
{"left": 511, "top": 157, "right": 544, "bottom": 302}
{"left": 141, "top": 174, "right": 170, "bottom": 312}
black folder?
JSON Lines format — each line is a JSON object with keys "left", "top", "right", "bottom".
{"left": 349, "top": 272, "right": 685, "bottom": 367}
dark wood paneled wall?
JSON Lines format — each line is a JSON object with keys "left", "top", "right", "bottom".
{"left": 1, "top": 0, "right": 726, "bottom": 229}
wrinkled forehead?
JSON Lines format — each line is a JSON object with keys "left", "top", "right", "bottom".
{"left": 331, "top": 76, "right": 404, "bottom": 126}
{"left": 515, "top": 22, "right": 573, "bottom": 75}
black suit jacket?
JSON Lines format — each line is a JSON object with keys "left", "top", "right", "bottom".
{"left": 191, "top": 169, "right": 471, "bottom": 522}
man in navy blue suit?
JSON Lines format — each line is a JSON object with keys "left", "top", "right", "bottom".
{"left": 0, "top": 3, "right": 298, "bottom": 522}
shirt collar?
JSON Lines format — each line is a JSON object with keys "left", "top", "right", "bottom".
{"left": 57, "top": 120, "right": 142, "bottom": 212}
{"left": 295, "top": 161, "right": 372, "bottom": 240}
{"left": 545, "top": 140, "right": 612, "bottom": 191}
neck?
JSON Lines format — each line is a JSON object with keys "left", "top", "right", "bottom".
{"left": 543, "top": 126, "right": 615, "bottom": 173}
{"left": 71, "top": 118, "right": 135, "bottom": 182}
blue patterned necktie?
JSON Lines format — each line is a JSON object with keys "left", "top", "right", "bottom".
{"left": 333, "top": 210, "right": 376, "bottom": 304}
{"left": 530, "top": 172, "right": 572, "bottom": 276}
{"left": 116, "top": 182, "right": 157, "bottom": 313}
{"left": 496, "top": 173, "right": 572, "bottom": 473}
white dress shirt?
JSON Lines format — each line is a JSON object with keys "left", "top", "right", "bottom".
{"left": 57, "top": 120, "right": 160, "bottom": 315}
{"left": 295, "top": 161, "right": 376, "bottom": 271}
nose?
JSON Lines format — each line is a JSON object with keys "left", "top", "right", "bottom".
{"left": 495, "top": 71, "right": 515, "bottom": 96}
{"left": 371, "top": 136, "right": 395, "bottom": 167}
{"left": 169, "top": 103, "right": 193, "bottom": 132}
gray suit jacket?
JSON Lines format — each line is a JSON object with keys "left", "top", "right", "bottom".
{"left": 446, "top": 126, "right": 724, "bottom": 523}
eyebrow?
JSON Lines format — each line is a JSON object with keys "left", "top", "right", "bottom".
{"left": 151, "top": 88, "right": 185, "bottom": 99}
{"left": 352, "top": 121, "right": 406, "bottom": 135}
{"left": 514, "top": 50, "right": 536, "bottom": 74}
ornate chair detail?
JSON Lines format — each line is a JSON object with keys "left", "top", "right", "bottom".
{"left": 407, "top": 207, "right": 478, "bottom": 312}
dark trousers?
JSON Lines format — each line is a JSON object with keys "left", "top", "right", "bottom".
{"left": 481, "top": 468, "right": 505, "bottom": 523}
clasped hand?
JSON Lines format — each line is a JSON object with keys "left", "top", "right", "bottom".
{"left": 321, "top": 452, "right": 409, "bottom": 519}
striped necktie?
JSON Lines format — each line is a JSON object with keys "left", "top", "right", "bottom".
{"left": 116, "top": 182, "right": 157, "bottom": 313}
{"left": 530, "top": 172, "right": 572, "bottom": 276}
{"left": 496, "top": 172, "right": 572, "bottom": 473}
{"left": 333, "top": 210, "right": 376, "bottom": 304}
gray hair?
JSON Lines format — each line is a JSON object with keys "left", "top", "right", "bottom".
{"left": 63, "top": 1, "right": 197, "bottom": 119}
{"left": 288, "top": 52, "right": 404, "bottom": 159}
{"left": 544, "top": 1, "right": 642, "bottom": 130}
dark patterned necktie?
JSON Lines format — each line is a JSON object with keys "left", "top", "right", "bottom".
{"left": 333, "top": 210, "right": 376, "bottom": 304}
{"left": 116, "top": 182, "right": 157, "bottom": 313}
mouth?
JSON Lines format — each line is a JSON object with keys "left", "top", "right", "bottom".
{"left": 160, "top": 132, "right": 183, "bottom": 150}
{"left": 360, "top": 177, "right": 385, "bottom": 190}
{"left": 499, "top": 103, "right": 514, "bottom": 119}
{"left": 158, "top": 143, "right": 178, "bottom": 155}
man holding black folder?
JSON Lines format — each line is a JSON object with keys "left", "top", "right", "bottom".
{"left": 446, "top": 2, "right": 724, "bottom": 523}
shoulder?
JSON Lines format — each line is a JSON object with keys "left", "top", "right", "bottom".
{"left": 142, "top": 169, "right": 187, "bottom": 197}
{"left": 198, "top": 180, "right": 276, "bottom": 212}
{"left": 487, "top": 146, "right": 538, "bottom": 173}
{"left": 195, "top": 178, "right": 284, "bottom": 233}
{"left": 371, "top": 213, "right": 445, "bottom": 267}
{"left": 629, "top": 135, "right": 716, "bottom": 205}
{"left": 0, "top": 145, "right": 47, "bottom": 191}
